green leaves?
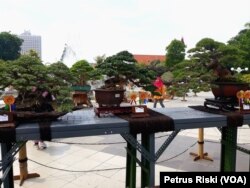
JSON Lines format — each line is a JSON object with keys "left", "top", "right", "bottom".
{"left": 70, "top": 60, "right": 100, "bottom": 85}
{"left": 165, "top": 39, "right": 186, "bottom": 67}
{"left": 96, "top": 50, "right": 154, "bottom": 88}
{"left": 0, "top": 32, "right": 23, "bottom": 61}
{"left": 0, "top": 53, "right": 75, "bottom": 112}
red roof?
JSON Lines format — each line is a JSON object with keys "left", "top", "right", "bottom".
{"left": 133, "top": 54, "right": 166, "bottom": 65}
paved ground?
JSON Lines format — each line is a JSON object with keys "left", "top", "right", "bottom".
{"left": 1, "top": 91, "right": 250, "bottom": 188}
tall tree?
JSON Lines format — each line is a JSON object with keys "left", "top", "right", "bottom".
{"left": 165, "top": 39, "right": 186, "bottom": 67}
{"left": 0, "top": 32, "right": 23, "bottom": 61}
{"left": 94, "top": 54, "right": 106, "bottom": 65}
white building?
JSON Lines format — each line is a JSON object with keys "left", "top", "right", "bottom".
{"left": 19, "top": 31, "right": 41, "bottom": 58}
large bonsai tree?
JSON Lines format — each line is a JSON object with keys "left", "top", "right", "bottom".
{"left": 188, "top": 37, "right": 249, "bottom": 82}
{"left": 0, "top": 52, "right": 74, "bottom": 112}
{"left": 95, "top": 50, "right": 155, "bottom": 89}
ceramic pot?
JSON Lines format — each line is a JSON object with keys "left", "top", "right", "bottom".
{"left": 94, "top": 89, "right": 125, "bottom": 107}
{"left": 211, "top": 82, "right": 249, "bottom": 100}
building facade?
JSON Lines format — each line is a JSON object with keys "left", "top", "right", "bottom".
{"left": 19, "top": 31, "right": 41, "bottom": 58}
{"left": 133, "top": 54, "right": 165, "bottom": 65}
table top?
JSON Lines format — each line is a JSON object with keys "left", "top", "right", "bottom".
{"left": 15, "top": 107, "right": 250, "bottom": 141}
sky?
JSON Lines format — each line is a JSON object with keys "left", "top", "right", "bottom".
{"left": 1, "top": 0, "right": 250, "bottom": 67}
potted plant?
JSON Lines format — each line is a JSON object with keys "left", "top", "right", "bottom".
{"left": 0, "top": 53, "right": 75, "bottom": 118}
{"left": 187, "top": 36, "right": 250, "bottom": 101}
{"left": 95, "top": 50, "right": 155, "bottom": 107}
{"left": 205, "top": 57, "right": 249, "bottom": 100}
{"left": 70, "top": 60, "right": 101, "bottom": 107}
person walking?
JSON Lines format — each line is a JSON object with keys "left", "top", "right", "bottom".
{"left": 153, "top": 85, "right": 166, "bottom": 108}
{"left": 153, "top": 77, "right": 166, "bottom": 108}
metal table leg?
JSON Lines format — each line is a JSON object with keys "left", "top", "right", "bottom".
{"left": 141, "top": 133, "right": 155, "bottom": 188}
{"left": 220, "top": 126, "right": 238, "bottom": 171}
{"left": 126, "top": 133, "right": 137, "bottom": 188}
{"left": 1, "top": 142, "right": 14, "bottom": 188}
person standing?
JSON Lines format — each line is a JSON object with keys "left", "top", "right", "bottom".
{"left": 153, "top": 77, "right": 166, "bottom": 108}
{"left": 32, "top": 87, "right": 55, "bottom": 150}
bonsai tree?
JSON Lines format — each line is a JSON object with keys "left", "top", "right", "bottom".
{"left": 1, "top": 54, "right": 48, "bottom": 107}
{"left": 94, "top": 50, "right": 156, "bottom": 107}
{"left": 0, "top": 52, "right": 74, "bottom": 112}
{"left": 95, "top": 50, "right": 155, "bottom": 90}
{"left": 187, "top": 37, "right": 250, "bottom": 101}
{"left": 188, "top": 37, "right": 249, "bottom": 83}
{"left": 70, "top": 59, "right": 101, "bottom": 86}
{"left": 46, "top": 62, "right": 75, "bottom": 112}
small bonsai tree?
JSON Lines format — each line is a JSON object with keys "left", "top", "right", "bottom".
{"left": 70, "top": 59, "right": 101, "bottom": 86}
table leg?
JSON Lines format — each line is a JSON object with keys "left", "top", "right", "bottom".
{"left": 126, "top": 134, "right": 136, "bottom": 188}
{"left": 141, "top": 133, "right": 155, "bottom": 188}
{"left": 13, "top": 143, "right": 40, "bottom": 186}
{"left": 190, "top": 128, "right": 213, "bottom": 161}
{"left": 220, "top": 126, "right": 237, "bottom": 171}
{"left": 1, "top": 142, "right": 14, "bottom": 188}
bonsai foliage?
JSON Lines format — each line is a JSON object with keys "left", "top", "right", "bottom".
{"left": 95, "top": 50, "right": 154, "bottom": 89}
{"left": 188, "top": 38, "right": 236, "bottom": 82}
{"left": 161, "top": 71, "right": 174, "bottom": 85}
{"left": 165, "top": 22, "right": 250, "bottom": 98}
{"left": 2, "top": 54, "right": 48, "bottom": 104}
{"left": 188, "top": 38, "right": 223, "bottom": 66}
{"left": 0, "top": 52, "right": 74, "bottom": 112}
{"left": 145, "top": 60, "right": 168, "bottom": 76}
{"left": 170, "top": 60, "right": 211, "bottom": 98}
{"left": 0, "top": 32, "right": 23, "bottom": 61}
{"left": 47, "top": 62, "right": 75, "bottom": 112}
{"left": 70, "top": 60, "right": 101, "bottom": 86}
{"left": 228, "top": 22, "right": 250, "bottom": 68}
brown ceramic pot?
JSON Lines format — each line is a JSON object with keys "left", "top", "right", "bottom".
{"left": 94, "top": 89, "right": 125, "bottom": 107}
{"left": 211, "top": 82, "right": 249, "bottom": 99}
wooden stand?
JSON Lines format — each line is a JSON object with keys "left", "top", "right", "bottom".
{"left": 13, "top": 144, "right": 40, "bottom": 186}
{"left": 189, "top": 128, "right": 213, "bottom": 161}
{"left": 0, "top": 123, "right": 15, "bottom": 128}
{"left": 0, "top": 112, "right": 15, "bottom": 128}
{"left": 131, "top": 106, "right": 149, "bottom": 118}
{"left": 72, "top": 91, "right": 92, "bottom": 107}
{"left": 94, "top": 105, "right": 149, "bottom": 118}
